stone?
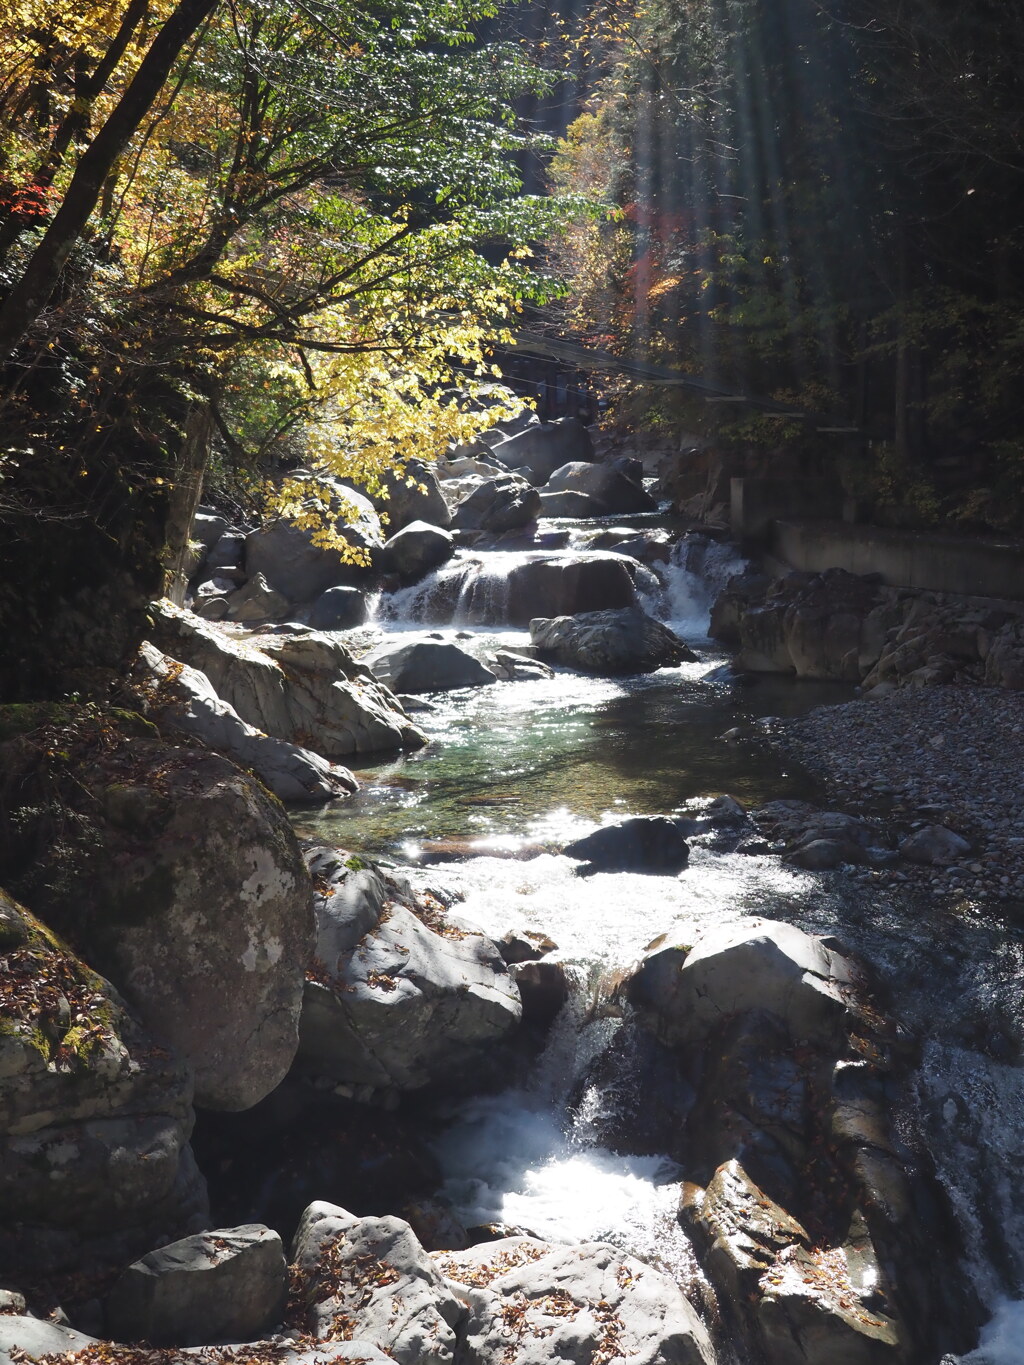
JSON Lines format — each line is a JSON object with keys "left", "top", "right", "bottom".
{"left": 151, "top": 602, "right": 426, "bottom": 757}
{"left": 296, "top": 848, "right": 521, "bottom": 1091}
{"left": 292, "top": 1202, "right": 466, "bottom": 1364}
{"left": 245, "top": 477, "right": 382, "bottom": 601}
{"left": 489, "top": 650, "right": 554, "bottom": 682}
{"left": 106, "top": 1225, "right": 287, "bottom": 1347}
{"left": 493, "top": 418, "right": 595, "bottom": 485}
{"left": 542, "top": 460, "right": 656, "bottom": 514}
{"left": 361, "top": 458, "right": 452, "bottom": 532}
{"left": 563, "top": 816, "right": 691, "bottom": 873}
{"left": 204, "top": 531, "right": 247, "bottom": 575}
{"left": 627, "top": 918, "right": 855, "bottom": 1050}
{"left": 0, "top": 889, "right": 202, "bottom": 1274}
{"left": 435, "top": 1236, "right": 714, "bottom": 1365}
{"left": 193, "top": 509, "right": 230, "bottom": 548}
{"left": 307, "top": 586, "right": 368, "bottom": 631}
{"left": 497, "top": 930, "right": 558, "bottom": 965}
{"left": 899, "top": 825, "right": 972, "bottom": 865}
{"left": 380, "top": 521, "right": 456, "bottom": 584}
{"left": 13, "top": 736, "right": 316, "bottom": 1113}
{"left": 0, "top": 1317, "right": 98, "bottom": 1362}
{"left": 530, "top": 607, "right": 696, "bottom": 674}
{"left": 538, "top": 490, "right": 604, "bottom": 518}
{"left": 510, "top": 960, "right": 570, "bottom": 1030}
{"left": 363, "top": 636, "right": 497, "bottom": 694}
{"left": 451, "top": 473, "right": 542, "bottom": 533}
{"left": 133, "top": 643, "right": 358, "bottom": 804}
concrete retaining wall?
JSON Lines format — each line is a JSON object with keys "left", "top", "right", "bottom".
{"left": 771, "top": 519, "right": 1024, "bottom": 601}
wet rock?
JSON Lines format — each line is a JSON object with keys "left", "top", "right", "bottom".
{"left": 380, "top": 521, "right": 455, "bottom": 584}
{"left": 497, "top": 930, "right": 558, "bottom": 965}
{"left": 898, "top": 824, "right": 972, "bottom": 865}
{"left": 364, "top": 636, "right": 496, "bottom": 694}
{"left": 450, "top": 473, "right": 541, "bottom": 533}
{"left": 246, "top": 478, "right": 382, "bottom": 601}
{"left": 538, "top": 489, "right": 603, "bottom": 517}
{"left": 789, "top": 838, "right": 864, "bottom": 870}
{"left": 400, "top": 1200, "right": 470, "bottom": 1253}
{"left": 682, "top": 1162, "right": 907, "bottom": 1365}
{"left": 296, "top": 848, "right": 521, "bottom": 1092}
{"left": 627, "top": 918, "right": 854, "bottom": 1050}
{"left": 564, "top": 815, "right": 691, "bottom": 874}
{"left": 542, "top": 460, "right": 656, "bottom": 514}
{"left": 132, "top": 643, "right": 358, "bottom": 804}
{"left": 292, "top": 1201, "right": 466, "bottom": 1364}
{"left": 434, "top": 1236, "right": 714, "bottom": 1365}
{"left": 0, "top": 890, "right": 202, "bottom": 1274}
{"left": 506, "top": 554, "right": 639, "bottom": 623}
{"left": 307, "top": 585, "right": 369, "bottom": 631}
{"left": 510, "top": 960, "right": 570, "bottom": 1030}
{"left": 152, "top": 603, "right": 425, "bottom": 756}
{"left": 530, "top": 607, "right": 695, "bottom": 674}
{"left": 489, "top": 650, "right": 554, "bottom": 682}
{"left": 105, "top": 1225, "right": 287, "bottom": 1347}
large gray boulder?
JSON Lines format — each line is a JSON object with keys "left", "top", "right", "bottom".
{"left": 363, "top": 636, "right": 496, "bottom": 694}
{"left": 152, "top": 603, "right": 426, "bottom": 757}
{"left": 0, "top": 890, "right": 203, "bottom": 1274}
{"left": 543, "top": 460, "right": 656, "bottom": 514}
{"left": 496, "top": 418, "right": 594, "bottom": 485}
{"left": 245, "top": 477, "right": 382, "bottom": 601}
{"left": 530, "top": 607, "right": 695, "bottom": 674}
{"left": 292, "top": 1202, "right": 466, "bottom": 1364}
{"left": 381, "top": 520, "right": 456, "bottom": 584}
{"left": 296, "top": 847, "right": 521, "bottom": 1092}
{"left": 133, "top": 642, "right": 358, "bottom": 804}
{"left": 223, "top": 572, "right": 290, "bottom": 624}
{"left": 505, "top": 553, "right": 639, "bottom": 624}
{"left": 307, "top": 585, "right": 368, "bottom": 631}
{"left": 450, "top": 472, "right": 542, "bottom": 532}
{"left": 435, "top": 1236, "right": 714, "bottom": 1365}
{"left": 627, "top": 918, "right": 855, "bottom": 1051}
{"left": 359, "top": 458, "right": 452, "bottom": 532}
{"left": 10, "top": 731, "right": 317, "bottom": 1112}
{"left": 105, "top": 1224, "right": 287, "bottom": 1347}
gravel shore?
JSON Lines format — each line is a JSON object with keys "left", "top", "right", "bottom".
{"left": 764, "top": 684, "right": 1024, "bottom": 904}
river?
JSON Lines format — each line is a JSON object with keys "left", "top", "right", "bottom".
{"left": 292, "top": 519, "right": 1024, "bottom": 1364}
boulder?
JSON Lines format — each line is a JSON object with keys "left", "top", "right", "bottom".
{"left": 151, "top": 603, "right": 426, "bottom": 756}
{"left": 292, "top": 1201, "right": 466, "bottom": 1364}
{"left": 133, "top": 642, "right": 358, "bottom": 804}
{"left": 105, "top": 1224, "right": 287, "bottom": 1347}
{"left": 363, "top": 637, "right": 496, "bottom": 694}
{"left": 307, "top": 586, "right": 368, "bottom": 631}
{"left": 381, "top": 521, "right": 456, "bottom": 584}
{"left": 245, "top": 478, "right": 382, "bottom": 601}
{"left": 627, "top": 919, "right": 855, "bottom": 1050}
{"left": 295, "top": 847, "right": 521, "bottom": 1092}
{"left": 192, "top": 509, "right": 230, "bottom": 549}
{"left": 435, "top": 1236, "right": 714, "bottom": 1365}
{"left": 543, "top": 460, "right": 656, "bottom": 514}
{"left": 510, "top": 960, "right": 570, "bottom": 1030}
{"left": 0, "top": 1318, "right": 99, "bottom": 1362}
{"left": 494, "top": 417, "right": 594, "bottom": 484}
{"left": 503, "top": 554, "right": 639, "bottom": 624}
{"left": 0, "top": 889, "right": 203, "bottom": 1274}
{"left": 681, "top": 1161, "right": 906, "bottom": 1365}
{"left": 8, "top": 726, "right": 316, "bottom": 1112}
{"left": 563, "top": 816, "right": 690, "bottom": 874}
{"left": 222, "top": 573, "right": 290, "bottom": 625}
{"left": 360, "top": 458, "right": 452, "bottom": 532}
{"left": 530, "top": 607, "right": 696, "bottom": 674}
{"left": 898, "top": 824, "right": 972, "bottom": 865}
{"left": 537, "top": 490, "right": 603, "bottom": 517}
{"left": 451, "top": 473, "right": 542, "bottom": 533}
{"left": 204, "top": 530, "right": 247, "bottom": 576}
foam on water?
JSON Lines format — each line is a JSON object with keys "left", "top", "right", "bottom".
{"left": 949, "top": 1300, "right": 1024, "bottom": 1363}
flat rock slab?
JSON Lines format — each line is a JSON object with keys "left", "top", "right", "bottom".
{"left": 434, "top": 1236, "right": 714, "bottom": 1365}
{"left": 106, "top": 1224, "right": 287, "bottom": 1347}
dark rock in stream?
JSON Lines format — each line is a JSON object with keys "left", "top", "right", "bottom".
{"left": 563, "top": 815, "right": 691, "bottom": 875}
{"left": 363, "top": 636, "right": 497, "bottom": 694}
{"left": 530, "top": 606, "right": 696, "bottom": 674}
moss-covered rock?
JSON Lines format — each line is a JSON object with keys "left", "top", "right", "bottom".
{"left": 0, "top": 887, "right": 204, "bottom": 1274}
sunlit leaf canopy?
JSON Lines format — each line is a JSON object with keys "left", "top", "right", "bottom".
{"left": 0, "top": 0, "right": 589, "bottom": 508}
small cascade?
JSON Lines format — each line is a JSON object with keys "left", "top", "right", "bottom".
{"left": 655, "top": 534, "right": 747, "bottom": 635}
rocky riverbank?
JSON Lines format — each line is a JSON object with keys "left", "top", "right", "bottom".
{"left": 758, "top": 683, "right": 1024, "bottom": 905}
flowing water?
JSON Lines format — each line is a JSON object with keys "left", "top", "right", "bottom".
{"left": 294, "top": 521, "right": 1024, "bottom": 1362}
